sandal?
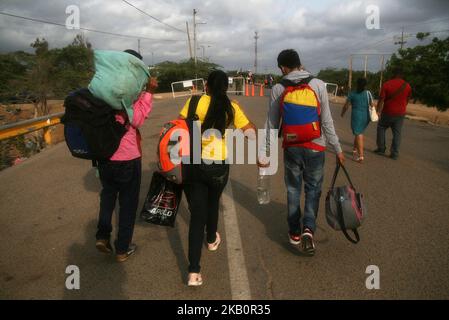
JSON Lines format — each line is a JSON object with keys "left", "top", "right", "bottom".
{"left": 207, "top": 232, "right": 221, "bottom": 252}
{"left": 187, "top": 273, "right": 203, "bottom": 287}
{"left": 356, "top": 156, "right": 365, "bottom": 163}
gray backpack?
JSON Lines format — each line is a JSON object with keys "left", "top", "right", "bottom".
{"left": 325, "top": 164, "right": 366, "bottom": 244}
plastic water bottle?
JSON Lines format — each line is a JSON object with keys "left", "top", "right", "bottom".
{"left": 257, "top": 168, "right": 270, "bottom": 205}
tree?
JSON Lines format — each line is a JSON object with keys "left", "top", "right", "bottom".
{"left": 153, "top": 59, "right": 221, "bottom": 92}
{"left": 385, "top": 35, "right": 449, "bottom": 111}
{"left": 25, "top": 35, "right": 94, "bottom": 116}
{"left": 52, "top": 34, "right": 93, "bottom": 98}
{"left": 29, "top": 38, "right": 54, "bottom": 116}
{"left": 317, "top": 68, "right": 382, "bottom": 97}
{"left": 0, "top": 51, "right": 33, "bottom": 102}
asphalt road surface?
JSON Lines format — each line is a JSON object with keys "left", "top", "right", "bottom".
{"left": 1, "top": 93, "right": 448, "bottom": 300}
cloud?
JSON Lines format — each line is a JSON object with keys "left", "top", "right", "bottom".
{"left": 0, "top": 0, "right": 448, "bottom": 74}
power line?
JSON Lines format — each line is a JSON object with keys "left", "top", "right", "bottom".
{"left": 394, "top": 27, "right": 408, "bottom": 50}
{"left": 121, "top": 0, "right": 185, "bottom": 33}
{"left": 0, "top": 11, "right": 185, "bottom": 42}
{"left": 403, "top": 17, "right": 449, "bottom": 30}
{"left": 310, "top": 22, "right": 449, "bottom": 65}
{"left": 306, "top": 28, "right": 449, "bottom": 70}
{"left": 409, "top": 29, "right": 449, "bottom": 37}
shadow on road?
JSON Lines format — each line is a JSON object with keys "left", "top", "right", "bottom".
{"left": 83, "top": 168, "right": 101, "bottom": 193}
{"left": 63, "top": 220, "right": 127, "bottom": 300}
{"left": 165, "top": 201, "right": 190, "bottom": 282}
{"left": 229, "top": 179, "right": 329, "bottom": 258}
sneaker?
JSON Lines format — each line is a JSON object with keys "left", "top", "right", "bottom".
{"left": 207, "top": 232, "right": 221, "bottom": 252}
{"left": 374, "top": 149, "right": 386, "bottom": 156}
{"left": 288, "top": 232, "right": 301, "bottom": 246}
{"left": 116, "top": 244, "right": 137, "bottom": 263}
{"left": 390, "top": 154, "right": 399, "bottom": 160}
{"left": 96, "top": 239, "right": 113, "bottom": 254}
{"left": 301, "top": 229, "right": 316, "bottom": 256}
{"left": 187, "top": 273, "right": 203, "bottom": 287}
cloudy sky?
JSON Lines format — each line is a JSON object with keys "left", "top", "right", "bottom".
{"left": 1, "top": 0, "right": 448, "bottom": 74}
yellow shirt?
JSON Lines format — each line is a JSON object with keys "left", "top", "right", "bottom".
{"left": 180, "top": 95, "right": 250, "bottom": 161}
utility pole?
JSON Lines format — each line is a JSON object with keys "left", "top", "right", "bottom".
{"left": 198, "top": 46, "right": 205, "bottom": 60}
{"left": 348, "top": 53, "right": 391, "bottom": 95}
{"left": 254, "top": 31, "right": 259, "bottom": 74}
{"left": 186, "top": 21, "right": 193, "bottom": 59}
{"left": 394, "top": 27, "right": 407, "bottom": 50}
{"left": 379, "top": 55, "right": 385, "bottom": 95}
{"left": 364, "top": 55, "right": 368, "bottom": 78}
{"left": 193, "top": 9, "right": 197, "bottom": 66}
{"left": 348, "top": 55, "right": 353, "bottom": 92}
{"left": 137, "top": 39, "right": 141, "bottom": 55}
{"left": 198, "top": 45, "right": 211, "bottom": 61}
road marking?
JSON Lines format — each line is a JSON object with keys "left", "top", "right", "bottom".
{"left": 222, "top": 182, "right": 252, "bottom": 300}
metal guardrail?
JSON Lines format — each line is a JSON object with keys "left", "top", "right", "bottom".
{"left": 0, "top": 112, "right": 65, "bottom": 145}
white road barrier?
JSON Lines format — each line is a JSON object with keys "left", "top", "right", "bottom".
{"left": 171, "top": 78, "right": 206, "bottom": 98}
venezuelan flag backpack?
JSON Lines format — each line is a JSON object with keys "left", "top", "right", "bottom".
{"left": 280, "top": 77, "right": 322, "bottom": 148}
{"left": 157, "top": 95, "right": 201, "bottom": 184}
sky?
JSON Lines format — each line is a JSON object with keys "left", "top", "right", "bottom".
{"left": 0, "top": 0, "right": 448, "bottom": 74}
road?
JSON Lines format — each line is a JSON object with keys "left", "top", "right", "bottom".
{"left": 1, "top": 94, "right": 449, "bottom": 300}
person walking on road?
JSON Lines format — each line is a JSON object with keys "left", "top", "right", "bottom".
{"left": 258, "top": 49, "right": 345, "bottom": 256}
{"left": 375, "top": 67, "right": 412, "bottom": 160}
{"left": 95, "top": 50, "right": 158, "bottom": 263}
{"left": 179, "top": 70, "right": 256, "bottom": 286}
{"left": 341, "top": 78, "right": 373, "bottom": 163}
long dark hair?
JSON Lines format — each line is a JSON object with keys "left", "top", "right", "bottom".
{"left": 202, "top": 70, "right": 235, "bottom": 135}
{"left": 356, "top": 78, "right": 367, "bottom": 93}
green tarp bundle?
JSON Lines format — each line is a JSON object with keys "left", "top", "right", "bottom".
{"left": 88, "top": 50, "right": 150, "bottom": 122}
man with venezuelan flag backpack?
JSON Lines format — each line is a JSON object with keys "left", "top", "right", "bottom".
{"left": 258, "top": 49, "right": 345, "bottom": 256}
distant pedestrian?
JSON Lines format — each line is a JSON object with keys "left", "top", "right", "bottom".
{"left": 268, "top": 74, "right": 274, "bottom": 88}
{"left": 374, "top": 67, "right": 412, "bottom": 160}
{"left": 236, "top": 72, "right": 243, "bottom": 95}
{"left": 341, "top": 78, "right": 373, "bottom": 163}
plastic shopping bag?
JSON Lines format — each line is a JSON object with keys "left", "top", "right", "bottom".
{"left": 141, "top": 172, "right": 182, "bottom": 227}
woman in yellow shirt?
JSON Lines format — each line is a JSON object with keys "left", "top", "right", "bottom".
{"left": 179, "top": 70, "right": 255, "bottom": 286}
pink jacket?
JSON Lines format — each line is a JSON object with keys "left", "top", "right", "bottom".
{"left": 110, "top": 92, "right": 153, "bottom": 161}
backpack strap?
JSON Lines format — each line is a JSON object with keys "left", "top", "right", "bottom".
{"left": 336, "top": 187, "right": 361, "bottom": 244}
{"left": 330, "top": 163, "right": 356, "bottom": 191}
{"left": 280, "top": 76, "right": 314, "bottom": 88}
{"left": 278, "top": 76, "right": 316, "bottom": 137}
{"left": 331, "top": 163, "right": 361, "bottom": 244}
{"left": 385, "top": 81, "right": 407, "bottom": 102}
{"left": 187, "top": 95, "right": 201, "bottom": 120}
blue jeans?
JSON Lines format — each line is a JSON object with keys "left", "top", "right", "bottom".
{"left": 376, "top": 114, "right": 405, "bottom": 157}
{"left": 96, "top": 158, "right": 142, "bottom": 254}
{"left": 284, "top": 147, "right": 325, "bottom": 234}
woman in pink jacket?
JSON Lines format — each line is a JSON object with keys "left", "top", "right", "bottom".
{"left": 95, "top": 50, "right": 158, "bottom": 262}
